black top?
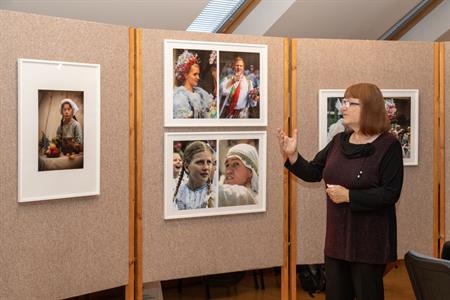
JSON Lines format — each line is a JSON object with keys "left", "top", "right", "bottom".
{"left": 285, "top": 132, "right": 404, "bottom": 263}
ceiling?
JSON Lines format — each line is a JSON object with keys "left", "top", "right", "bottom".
{"left": 236, "top": 0, "right": 422, "bottom": 39}
{"left": 0, "top": 0, "right": 209, "bottom": 30}
{"left": 0, "top": 0, "right": 430, "bottom": 39}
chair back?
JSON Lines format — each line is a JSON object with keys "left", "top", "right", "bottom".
{"left": 441, "top": 241, "right": 450, "bottom": 260}
{"left": 404, "top": 250, "right": 450, "bottom": 300}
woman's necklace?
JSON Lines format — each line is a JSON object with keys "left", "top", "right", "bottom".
{"left": 350, "top": 132, "right": 380, "bottom": 180}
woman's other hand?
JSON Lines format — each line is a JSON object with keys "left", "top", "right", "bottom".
{"left": 325, "top": 184, "right": 350, "bottom": 204}
{"left": 277, "top": 128, "right": 298, "bottom": 164}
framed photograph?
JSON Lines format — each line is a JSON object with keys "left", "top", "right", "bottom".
{"left": 18, "top": 59, "right": 100, "bottom": 202}
{"left": 164, "top": 39, "right": 268, "bottom": 127}
{"left": 318, "top": 89, "right": 419, "bottom": 166}
{"left": 164, "top": 131, "right": 266, "bottom": 219}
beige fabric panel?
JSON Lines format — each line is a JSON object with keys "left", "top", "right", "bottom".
{"left": 141, "top": 29, "right": 284, "bottom": 281}
{"left": 445, "top": 42, "right": 450, "bottom": 241}
{"left": 294, "top": 39, "right": 434, "bottom": 264}
{"left": 0, "top": 11, "right": 129, "bottom": 299}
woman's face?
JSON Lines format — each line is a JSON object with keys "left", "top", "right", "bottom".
{"left": 173, "top": 153, "right": 182, "bottom": 177}
{"left": 185, "top": 64, "right": 200, "bottom": 89}
{"left": 185, "top": 150, "right": 213, "bottom": 188}
{"left": 341, "top": 98, "right": 361, "bottom": 130}
{"left": 62, "top": 103, "right": 73, "bottom": 121}
{"left": 224, "top": 157, "right": 252, "bottom": 186}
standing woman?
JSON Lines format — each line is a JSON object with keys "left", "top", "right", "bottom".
{"left": 277, "top": 83, "right": 403, "bottom": 300}
{"left": 173, "top": 50, "right": 215, "bottom": 119}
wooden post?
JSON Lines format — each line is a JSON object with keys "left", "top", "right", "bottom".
{"left": 438, "top": 42, "right": 445, "bottom": 255}
{"left": 289, "top": 39, "right": 298, "bottom": 300}
{"left": 126, "top": 27, "right": 136, "bottom": 300}
{"left": 135, "top": 28, "right": 143, "bottom": 300}
{"left": 281, "top": 37, "right": 290, "bottom": 300}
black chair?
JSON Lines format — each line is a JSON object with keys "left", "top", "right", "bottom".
{"left": 404, "top": 250, "right": 450, "bottom": 300}
{"left": 441, "top": 241, "right": 450, "bottom": 260}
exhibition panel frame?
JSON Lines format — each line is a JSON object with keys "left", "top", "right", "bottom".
{"left": 0, "top": 11, "right": 129, "bottom": 299}
{"left": 140, "top": 29, "right": 285, "bottom": 284}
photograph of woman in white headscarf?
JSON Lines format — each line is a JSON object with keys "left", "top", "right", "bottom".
{"left": 38, "top": 90, "right": 84, "bottom": 171}
{"left": 218, "top": 140, "right": 259, "bottom": 207}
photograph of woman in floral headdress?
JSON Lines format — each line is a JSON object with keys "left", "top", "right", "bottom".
{"left": 172, "top": 49, "right": 218, "bottom": 119}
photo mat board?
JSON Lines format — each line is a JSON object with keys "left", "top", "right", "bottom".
{"left": 318, "top": 89, "right": 419, "bottom": 166}
{"left": 18, "top": 59, "right": 101, "bottom": 202}
{"left": 164, "top": 131, "right": 267, "bottom": 219}
{"left": 164, "top": 39, "right": 268, "bottom": 127}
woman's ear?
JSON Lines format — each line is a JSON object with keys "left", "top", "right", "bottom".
{"left": 183, "top": 161, "right": 189, "bottom": 174}
{"left": 247, "top": 168, "right": 253, "bottom": 181}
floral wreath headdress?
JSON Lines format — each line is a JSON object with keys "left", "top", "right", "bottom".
{"left": 385, "top": 98, "right": 397, "bottom": 120}
{"left": 174, "top": 50, "right": 200, "bottom": 84}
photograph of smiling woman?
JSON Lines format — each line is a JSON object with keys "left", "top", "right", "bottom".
{"left": 172, "top": 49, "right": 217, "bottom": 119}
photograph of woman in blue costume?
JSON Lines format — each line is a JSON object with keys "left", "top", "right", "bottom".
{"left": 172, "top": 49, "right": 217, "bottom": 119}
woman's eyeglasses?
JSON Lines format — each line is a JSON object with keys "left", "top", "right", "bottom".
{"left": 342, "top": 99, "right": 360, "bottom": 108}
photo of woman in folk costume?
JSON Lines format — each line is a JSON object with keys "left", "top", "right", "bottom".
{"left": 218, "top": 142, "right": 259, "bottom": 207}
{"left": 173, "top": 49, "right": 217, "bottom": 119}
{"left": 173, "top": 140, "right": 217, "bottom": 210}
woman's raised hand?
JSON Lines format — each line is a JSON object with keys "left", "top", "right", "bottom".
{"left": 277, "top": 128, "right": 299, "bottom": 164}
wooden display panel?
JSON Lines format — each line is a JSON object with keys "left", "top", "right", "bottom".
{"left": 293, "top": 39, "right": 435, "bottom": 264}
{"left": 140, "top": 29, "right": 285, "bottom": 283}
{"left": 0, "top": 11, "right": 129, "bottom": 299}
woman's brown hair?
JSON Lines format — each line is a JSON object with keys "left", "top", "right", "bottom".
{"left": 344, "top": 83, "right": 390, "bottom": 135}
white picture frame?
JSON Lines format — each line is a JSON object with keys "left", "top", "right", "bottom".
{"left": 18, "top": 58, "right": 101, "bottom": 202}
{"left": 164, "top": 39, "right": 268, "bottom": 127}
{"left": 319, "top": 89, "right": 419, "bottom": 166}
{"left": 164, "top": 131, "right": 267, "bottom": 219}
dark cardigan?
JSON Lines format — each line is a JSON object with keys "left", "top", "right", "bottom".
{"left": 285, "top": 132, "right": 403, "bottom": 264}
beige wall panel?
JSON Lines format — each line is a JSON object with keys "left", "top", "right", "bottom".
{"left": 295, "top": 39, "right": 434, "bottom": 263}
{"left": 141, "top": 30, "right": 284, "bottom": 281}
{"left": 445, "top": 42, "right": 450, "bottom": 241}
{"left": 0, "top": 11, "right": 129, "bottom": 299}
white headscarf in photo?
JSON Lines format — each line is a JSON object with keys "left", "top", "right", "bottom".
{"left": 60, "top": 98, "right": 79, "bottom": 115}
{"left": 226, "top": 143, "right": 259, "bottom": 193}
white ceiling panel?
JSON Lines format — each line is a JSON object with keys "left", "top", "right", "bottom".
{"left": 0, "top": 0, "right": 209, "bottom": 30}
{"left": 237, "top": 0, "right": 422, "bottom": 39}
